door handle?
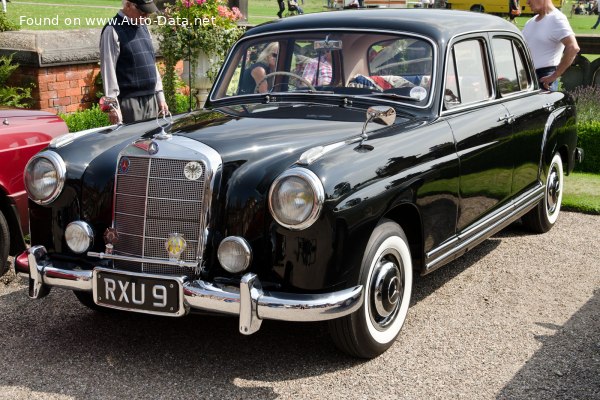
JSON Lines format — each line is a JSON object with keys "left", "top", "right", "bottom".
{"left": 497, "top": 113, "right": 515, "bottom": 124}
{"left": 543, "top": 103, "right": 555, "bottom": 112}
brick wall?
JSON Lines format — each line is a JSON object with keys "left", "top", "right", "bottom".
{"left": 11, "top": 63, "right": 101, "bottom": 115}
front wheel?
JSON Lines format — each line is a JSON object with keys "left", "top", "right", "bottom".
{"left": 522, "top": 153, "right": 564, "bottom": 233}
{"left": 329, "top": 219, "right": 413, "bottom": 358}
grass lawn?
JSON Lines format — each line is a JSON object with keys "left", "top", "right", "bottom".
{"left": 563, "top": 172, "right": 600, "bottom": 214}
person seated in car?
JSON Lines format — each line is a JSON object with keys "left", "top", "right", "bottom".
{"left": 239, "top": 42, "right": 279, "bottom": 94}
{"left": 301, "top": 50, "right": 333, "bottom": 86}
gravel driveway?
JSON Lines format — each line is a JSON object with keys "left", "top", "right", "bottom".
{"left": 1, "top": 211, "right": 598, "bottom": 400}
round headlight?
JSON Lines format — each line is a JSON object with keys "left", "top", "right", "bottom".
{"left": 24, "top": 151, "right": 66, "bottom": 205}
{"left": 268, "top": 168, "right": 324, "bottom": 230}
{"left": 218, "top": 237, "right": 252, "bottom": 274}
{"left": 65, "top": 221, "right": 94, "bottom": 254}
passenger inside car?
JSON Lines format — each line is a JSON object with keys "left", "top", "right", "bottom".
{"left": 238, "top": 42, "right": 279, "bottom": 94}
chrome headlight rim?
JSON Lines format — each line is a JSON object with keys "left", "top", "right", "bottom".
{"left": 65, "top": 221, "right": 94, "bottom": 254}
{"left": 217, "top": 236, "right": 252, "bottom": 274}
{"left": 268, "top": 168, "right": 325, "bottom": 231}
{"left": 24, "top": 151, "right": 67, "bottom": 205}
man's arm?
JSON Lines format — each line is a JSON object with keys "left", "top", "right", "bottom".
{"left": 539, "top": 35, "right": 580, "bottom": 89}
{"left": 100, "top": 26, "right": 123, "bottom": 124}
{"left": 154, "top": 65, "right": 169, "bottom": 115}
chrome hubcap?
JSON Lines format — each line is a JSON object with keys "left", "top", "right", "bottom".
{"left": 370, "top": 255, "right": 403, "bottom": 330}
{"left": 547, "top": 165, "right": 561, "bottom": 214}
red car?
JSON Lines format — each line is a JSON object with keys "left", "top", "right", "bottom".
{"left": 0, "top": 108, "right": 69, "bottom": 275}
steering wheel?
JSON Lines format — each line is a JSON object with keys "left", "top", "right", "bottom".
{"left": 254, "top": 71, "right": 316, "bottom": 93}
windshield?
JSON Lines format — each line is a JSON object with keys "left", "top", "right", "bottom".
{"left": 211, "top": 32, "right": 435, "bottom": 107}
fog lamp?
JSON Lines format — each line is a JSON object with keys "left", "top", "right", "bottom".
{"left": 217, "top": 237, "right": 252, "bottom": 274}
{"left": 65, "top": 221, "right": 94, "bottom": 254}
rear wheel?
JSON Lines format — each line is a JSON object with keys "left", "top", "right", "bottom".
{"left": 470, "top": 4, "right": 484, "bottom": 11}
{"left": 329, "top": 219, "right": 413, "bottom": 358}
{"left": 0, "top": 210, "right": 9, "bottom": 277}
{"left": 522, "top": 153, "right": 563, "bottom": 233}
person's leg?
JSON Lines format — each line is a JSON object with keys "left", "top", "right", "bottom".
{"left": 277, "top": 0, "right": 285, "bottom": 17}
{"left": 593, "top": 15, "right": 600, "bottom": 28}
{"left": 119, "top": 95, "right": 158, "bottom": 124}
{"left": 1, "top": 0, "right": 6, "bottom": 13}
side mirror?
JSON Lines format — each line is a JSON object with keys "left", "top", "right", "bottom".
{"left": 360, "top": 106, "right": 396, "bottom": 144}
{"left": 367, "top": 106, "right": 396, "bottom": 127}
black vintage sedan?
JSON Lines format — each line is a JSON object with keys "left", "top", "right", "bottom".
{"left": 16, "top": 10, "right": 581, "bottom": 358}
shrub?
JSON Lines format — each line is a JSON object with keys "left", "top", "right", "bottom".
{"left": 569, "top": 85, "right": 600, "bottom": 125}
{"left": 0, "top": 54, "right": 32, "bottom": 108}
{"left": 174, "top": 92, "right": 197, "bottom": 114}
{"left": 60, "top": 104, "right": 110, "bottom": 132}
{"left": 577, "top": 121, "right": 600, "bottom": 173}
{"left": 0, "top": 11, "right": 19, "bottom": 32}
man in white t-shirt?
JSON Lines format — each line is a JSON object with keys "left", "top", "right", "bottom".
{"left": 523, "top": 0, "right": 580, "bottom": 91}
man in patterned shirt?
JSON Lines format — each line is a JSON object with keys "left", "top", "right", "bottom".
{"left": 301, "top": 51, "right": 333, "bottom": 86}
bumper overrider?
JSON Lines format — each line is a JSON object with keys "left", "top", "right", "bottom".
{"left": 16, "top": 246, "right": 364, "bottom": 335}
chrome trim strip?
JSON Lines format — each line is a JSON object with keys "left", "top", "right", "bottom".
{"left": 87, "top": 251, "right": 199, "bottom": 268}
{"left": 24, "top": 246, "right": 364, "bottom": 332}
{"left": 425, "top": 184, "right": 544, "bottom": 271}
{"left": 49, "top": 124, "right": 120, "bottom": 149}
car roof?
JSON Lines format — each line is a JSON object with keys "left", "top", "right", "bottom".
{"left": 244, "top": 9, "right": 522, "bottom": 42}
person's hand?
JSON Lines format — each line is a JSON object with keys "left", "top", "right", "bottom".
{"left": 108, "top": 108, "right": 122, "bottom": 124}
{"left": 158, "top": 101, "right": 169, "bottom": 116}
{"left": 539, "top": 73, "right": 557, "bottom": 90}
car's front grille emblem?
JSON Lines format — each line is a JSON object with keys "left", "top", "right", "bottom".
{"left": 184, "top": 161, "right": 203, "bottom": 180}
{"left": 119, "top": 157, "right": 130, "bottom": 174}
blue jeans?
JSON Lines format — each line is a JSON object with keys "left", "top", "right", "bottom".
{"left": 536, "top": 66, "right": 559, "bottom": 91}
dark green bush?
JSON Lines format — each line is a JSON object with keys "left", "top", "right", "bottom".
{"left": 174, "top": 92, "right": 197, "bottom": 114}
{"left": 0, "top": 54, "right": 32, "bottom": 108}
{"left": 569, "top": 85, "right": 600, "bottom": 125}
{"left": 0, "top": 11, "right": 19, "bottom": 32}
{"left": 60, "top": 104, "right": 110, "bottom": 132}
{"left": 577, "top": 121, "right": 600, "bottom": 173}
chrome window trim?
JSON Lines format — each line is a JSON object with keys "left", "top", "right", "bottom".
{"left": 440, "top": 29, "right": 537, "bottom": 117}
{"left": 209, "top": 28, "right": 439, "bottom": 110}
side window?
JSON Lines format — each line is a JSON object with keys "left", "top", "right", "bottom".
{"left": 444, "top": 39, "right": 491, "bottom": 109}
{"left": 492, "top": 38, "right": 532, "bottom": 95}
{"left": 513, "top": 42, "right": 532, "bottom": 91}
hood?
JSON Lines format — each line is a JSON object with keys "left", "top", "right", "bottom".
{"left": 171, "top": 104, "right": 380, "bottom": 166}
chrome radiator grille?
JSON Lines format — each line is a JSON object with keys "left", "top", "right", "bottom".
{"left": 112, "top": 156, "right": 206, "bottom": 276}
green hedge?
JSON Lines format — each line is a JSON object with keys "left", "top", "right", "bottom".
{"left": 60, "top": 104, "right": 110, "bottom": 132}
{"left": 577, "top": 121, "right": 600, "bottom": 174}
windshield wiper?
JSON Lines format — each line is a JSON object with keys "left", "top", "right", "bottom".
{"left": 366, "top": 92, "right": 421, "bottom": 102}
{"left": 271, "top": 90, "right": 336, "bottom": 95}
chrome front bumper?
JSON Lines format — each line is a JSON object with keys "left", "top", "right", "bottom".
{"left": 18, "top": 246, "right": 364, "bottom": 335}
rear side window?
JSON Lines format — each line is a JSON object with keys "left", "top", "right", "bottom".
{"left": 444, "top": 39, "right": 491, "bottom": 109}
{"left": 492, "top": 38, "right": 532, "bottom": 95}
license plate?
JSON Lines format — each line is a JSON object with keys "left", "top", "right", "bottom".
{"left": 93, "top": 268, "right": 185, "bottom": 316}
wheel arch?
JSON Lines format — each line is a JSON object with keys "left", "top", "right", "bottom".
{"left": 381, "top": 202, "right": 423, "bottom": 274}
{"left": 0, "top": 189, "right": 27, "bottom": 256}
{"left": 540, "top": 105, "right": 578, "bottom": 177}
